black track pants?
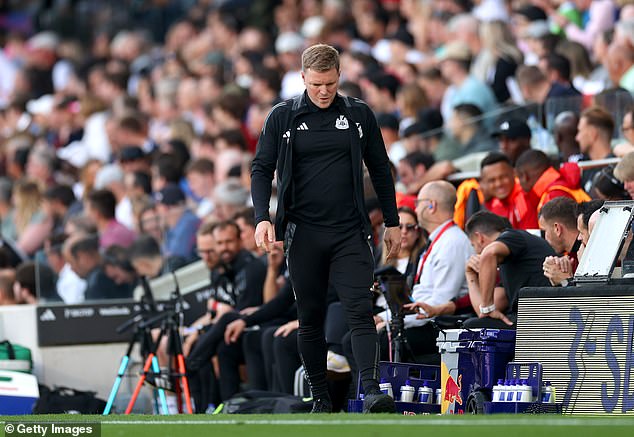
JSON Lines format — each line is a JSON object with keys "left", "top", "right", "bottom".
{"left": 286, "top": 223, "right": 380, "bottom": 398}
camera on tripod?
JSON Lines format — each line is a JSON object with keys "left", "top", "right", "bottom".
{"left": 373, "top": 265, "right": 416, "bottom": 363}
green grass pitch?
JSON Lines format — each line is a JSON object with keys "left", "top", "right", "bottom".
{"left": 3, "top": 414, "right": 634, "bottom": 437}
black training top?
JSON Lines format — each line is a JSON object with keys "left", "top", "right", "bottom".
{"left": 496, "top": 229, "right": 556, "bottom": 313}
{"left": 287, "top": 96, "right": 360, "bottom": 231}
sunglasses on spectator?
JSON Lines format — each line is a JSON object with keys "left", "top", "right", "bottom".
{"left": 398, "top": 224, "right": 419, "bottom": 232}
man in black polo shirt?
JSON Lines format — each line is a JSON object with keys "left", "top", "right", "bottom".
{"left": 252, "top": 44, "right": 400, "bottom": 413}
{"left": 464, "top": 211, "right": 555, "bottom": 326}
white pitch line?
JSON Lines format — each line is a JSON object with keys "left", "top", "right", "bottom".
{"left": 97, "top": 418, "right": 634, "bottom": 427}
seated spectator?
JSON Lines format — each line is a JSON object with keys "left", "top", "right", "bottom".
{"left": 14, "top": 261, "right": 61, "bottom": 304}
{"left": 43, "top": 184, "right": 82, "bottom": 235}
{"left": 397, "top": 151, "right": 435, "bottom": 195}
{"left": 154, "top": 183, "right": 201, "bottom": 262}
{"left": 185, "top": 220, "right": 266, "bottom": 405}
{"left": 66, "top": 234, "right": 133, "bottom": 300}
{"left": 45, "top": 232, "right": 86, "bottom": 304}
{"left": 232, "top": 207, "right": 262, "bottom": 258}
{"left": 85, "top": 189, "right": 136, "bottom": 249}
{"left": 102, "top": 244, "right": 138, "bottom": 294}
{"left": 491, "top": 118, "right": 532, "bottom": 165}
{"left": 378, "top": 206, "right": 426, "bottom": 283}
{"left": 438, "top": 42, "right": 498, "bottom": 126}
{"left": 592, "top": 166, "right": 630, "bottom": 200}
{"left": 577, "top": 106, "right": 616, "bottom": 194}
{"left": 185, "top": 158, "right": 215, "bottom": 218}
{"left": 129, "top": 234, "right": 188, "bottom": 279}
{"left": 540, "top": 197, "right": 583, "bottom": 286}
{"left": 480, "top": 153, "right": 537, "bottom": 230}
{"left": 515, "top": 149, "right": 590, "bottom": 213}
{"left": 0, "top": 270, "right": 16, "bottom": 306}
{"left": 463, "top": 211, "right": 555, "bottom": 326}
{"left": 2, "top": 179, "right": 53, "bottom": 256}
{"left": 374, "top": 181, "right": 473, "bottom": 362}
{"left": 94, "top": 164, "right": 135, "bottom": 230}
{"left": 212, "top": 179, "right": 249, "bottom": 221}
{"left": 447, "top": 103, "right": 498, "bottom": 155}
{"left": 575, "top": 200, "right": 606, "bottom": 259}
{"left": 614, "top": 151, "right": 634, "bottom": 200}
{"left": 553, "top": 111, "right": 583, "bottom": 163}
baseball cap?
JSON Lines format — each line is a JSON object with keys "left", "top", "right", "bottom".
{"left": 403, "top": 108, "right": 444, "bottom": 138}
{"left": 492, "top": 119, "right": 532, "bottom": 139}
{"left": 154, "top": 184, "right": 185, "bottom": 206}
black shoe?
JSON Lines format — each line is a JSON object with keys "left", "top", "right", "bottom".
{"left": 311, "top": 397, "right": 333, "bottom": 413}
{"left": 363, "top": 392, "right": 395, "bottom": 413}
{"left": 144, "top": 371, "right": 175, "bottom": 392}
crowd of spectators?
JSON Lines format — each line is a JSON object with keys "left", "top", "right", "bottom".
{"left": 2, "top": 0, "right": 634, "bottom": 411}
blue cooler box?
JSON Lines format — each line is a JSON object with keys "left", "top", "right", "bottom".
{"left": 437, "top": 329, "right": 515, "bottom": 414}
{"left": 348, "top": 361, "right": 441, "bottom": 414}
{"left": 0, "top": 370, "right": 39, "bottom": 414}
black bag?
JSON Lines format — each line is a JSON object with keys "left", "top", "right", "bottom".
{"left": 33, "top": 385, "right": 107, "bottom": 414}
{"left": 218, "top": 390, "right": 313, "bottom": 414}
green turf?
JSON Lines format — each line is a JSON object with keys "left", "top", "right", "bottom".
{"left": 2, "top": 414, "right": 634, "bottom": 437}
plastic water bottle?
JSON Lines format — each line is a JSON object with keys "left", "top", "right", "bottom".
{"left": 542, "top": 381, "right": 555, "bottom": 403}
{"left": 400, "top": 379, "right": 415, "bottom": 402}
{"left": 379, "top": 378, "right": 393, "bottom": 398}
{"left": 418, "top": 381, "right": 433, "bottom": 404}
{"left": 492, "top": 379, "right": 504, "bottom": 402}
{"left": 503, "top": 379, "right": 513, "bottom": 402}
{"left": 517, "top": 379, "right": 533, "bottom": 403}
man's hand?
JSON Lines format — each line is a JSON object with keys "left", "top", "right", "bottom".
{"left": 404, "top": 301, "right": 454, "bottom": 319}
{"left": 274, "top": 320, "right": 299, "bottom": 337}
{"left": 267, "top": 244, "right": 284, "bottom": 270}
{"left": 384, "top": 226, "right": 401, "bottom": 260}
{"left": 543, "top": 256, "right": 573, "bottom": 286}
{"left": 255, "top": 221, "right": 276, "bottom": 253}
{"left": 479, "top": 308, "right": 513, "bottom": 326}
{"left": 224, "top": 318, "right": 247, "bottom": 344}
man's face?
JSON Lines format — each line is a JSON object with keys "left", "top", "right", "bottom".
{"left": 622, "top": 112, "right": 634, "bottom": 145}
{"left": 235, "top": 217, "right": 257, "bottom": 252}
{"left": 516, "top": 166, "right": 541, "bottom": 193}
{"left": 480, "top": 162, "right": 515, "bottom": 200}
{"left": 212, "top": 226, "right": 242, "bottom": 265}
{"left": 468, "top": 232, "right": 485, "bottom": 255}
{"left": 398, "top": 161, "right": 416, "bottom": 188}
{"left": 196, "top": 233, "right": 219, "bottom": 270}
{"left": 575, "top": 117, "right": 594, "bottom": 154}
{"left": 499, "top": 136, "right": 528, "bottom": 164}
{"left": 577, "top": 214, "right": 590, "bottom": 246}
{"left": 539, "top": 216, "right": 563, "bottom": 253}
{"left": 302, "top": 67, "right": 339, "bottom": 109}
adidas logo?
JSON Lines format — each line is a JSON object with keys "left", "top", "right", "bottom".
{"left": 296, "top": 122, "right": 309, "bottom": 131}
{"left": 40, "top": 308, "right": 56, "bottom": 322}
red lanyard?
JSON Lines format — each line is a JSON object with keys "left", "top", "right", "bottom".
{"left": 414, "top": 221, "right": 455, "bottom": 284}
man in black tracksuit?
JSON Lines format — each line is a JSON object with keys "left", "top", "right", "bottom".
{"left": 251, "top": 44, "right": 401, "bottom": 413}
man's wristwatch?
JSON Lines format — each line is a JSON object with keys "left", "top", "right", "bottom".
{"left": 479, "top": 303, "right": 496, "bottom": 315}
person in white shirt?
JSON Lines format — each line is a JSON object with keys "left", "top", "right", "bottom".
{"left": 375, "top": 181, "right": 473, "bottom": 362}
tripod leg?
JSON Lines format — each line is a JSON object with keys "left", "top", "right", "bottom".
{"left": 104, "top": 333, "right": 138, "bottom": 415}
{"left": 176, "top": 353, "right": 193, "bottom": 414}
{"left": 125, "top": 328, "right": 169, "bottom": 415}
{"left": 103, "top": 355, "right": 130, "bottom": 415}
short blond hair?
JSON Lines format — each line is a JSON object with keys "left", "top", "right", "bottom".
{"left": 614, "top": 152, "right": 634, "bottom": 182}
{"left": 301, "top": 44, "right": 339, "bottom": 72}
